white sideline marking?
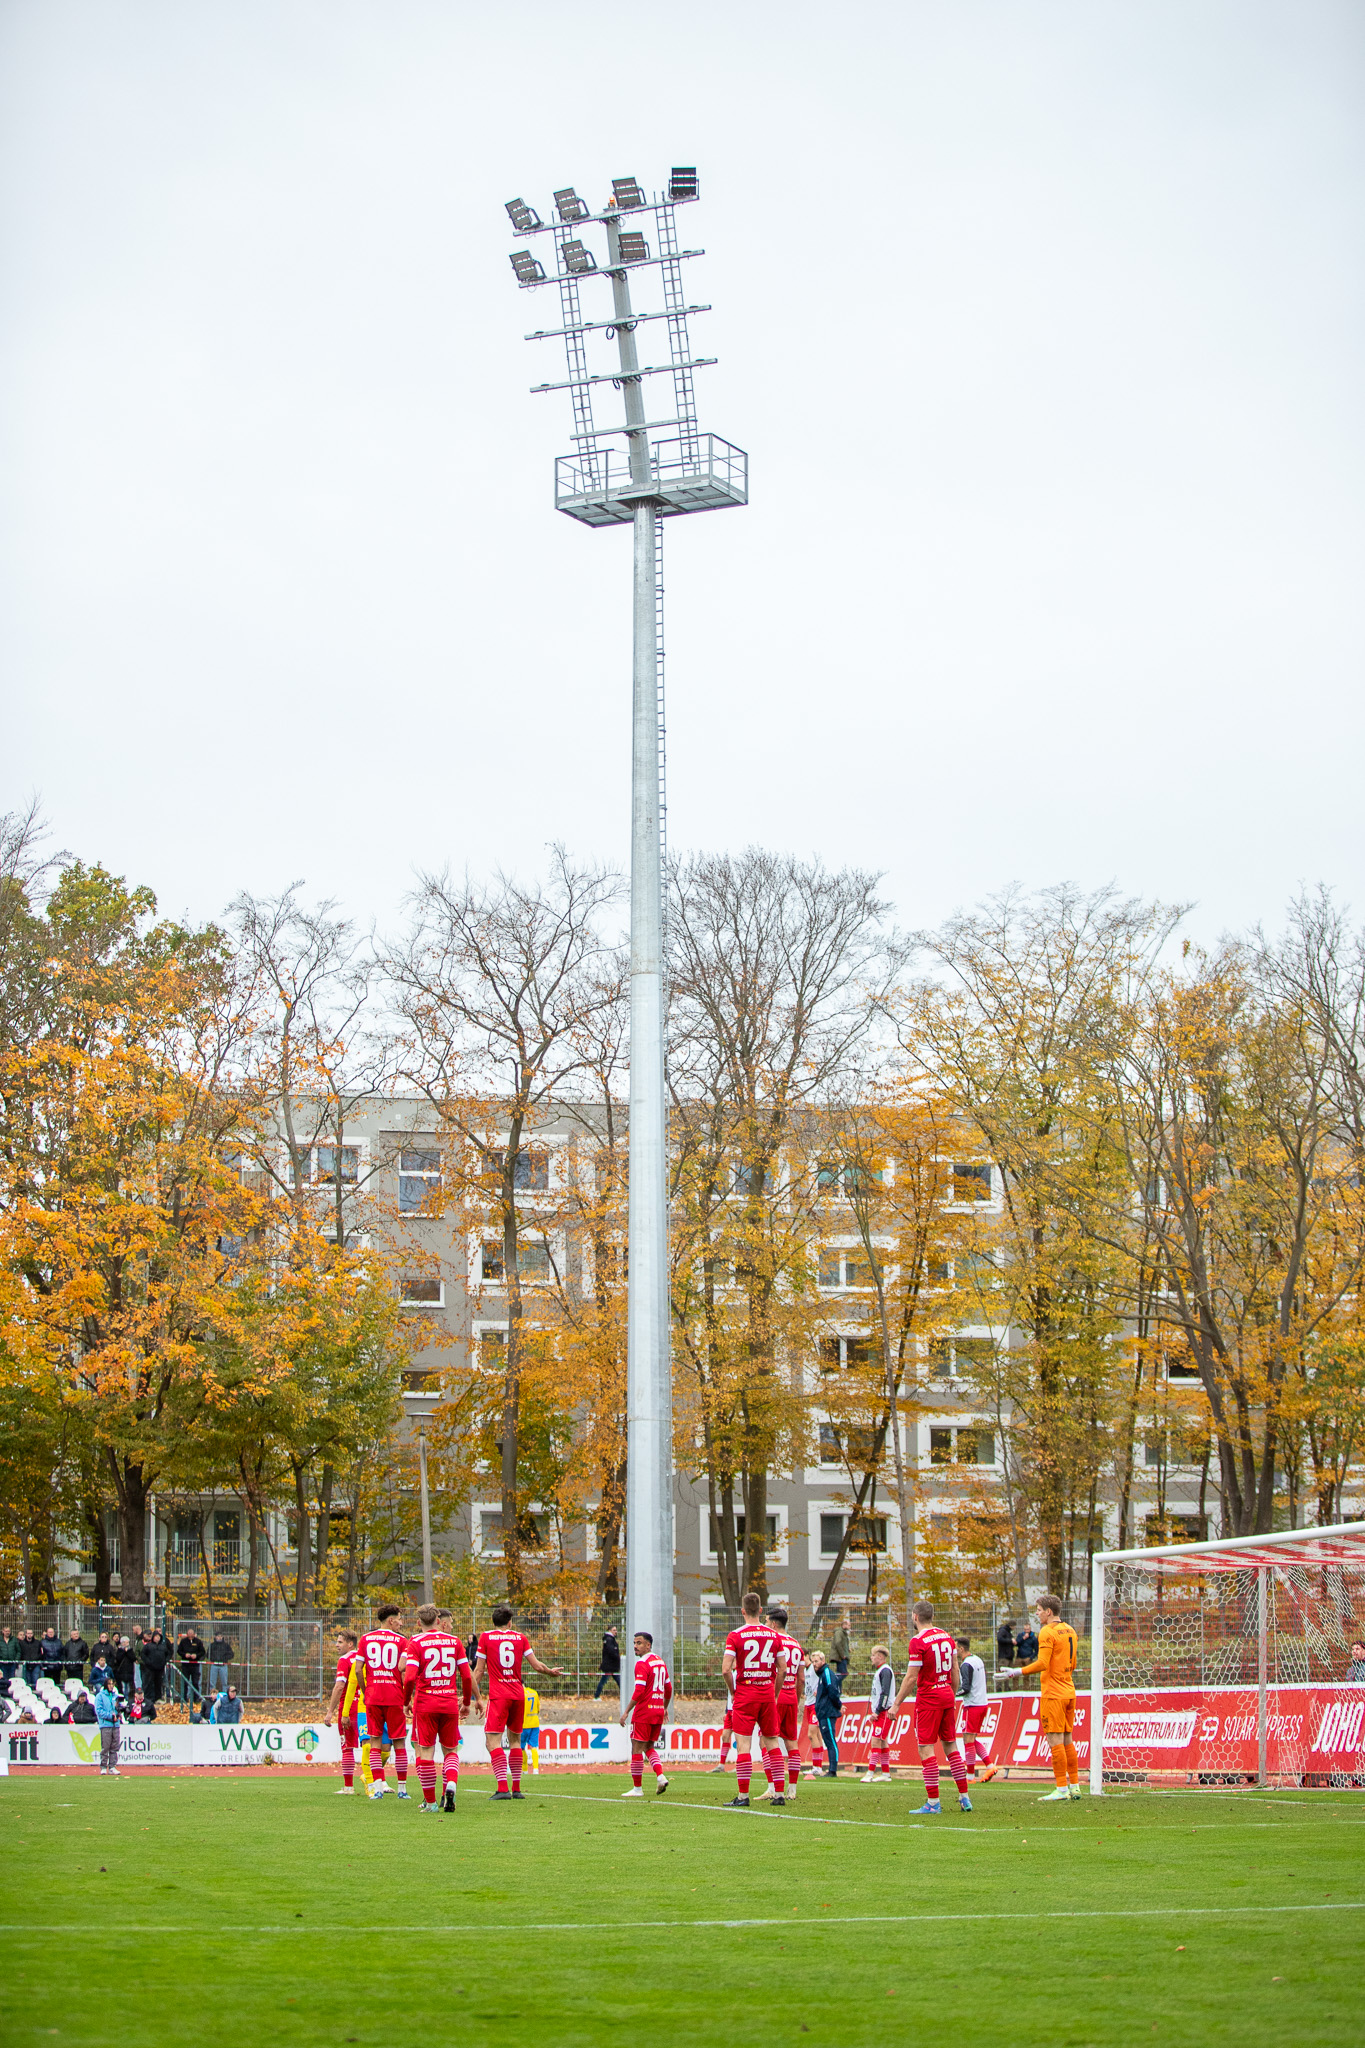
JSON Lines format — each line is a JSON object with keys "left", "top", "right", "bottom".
{"left": 2, "top": 1902, "right": 1361, "bottom": 1938}
{"left": 532, "top": 1790, "right": 1364, "bottom": 1835}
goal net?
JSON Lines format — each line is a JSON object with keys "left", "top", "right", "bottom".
{"left": 1090, "top": 1522, "right": 1365, "bottom": 1792}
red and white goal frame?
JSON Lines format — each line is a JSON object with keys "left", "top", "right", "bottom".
{"left": 1089, "top": 1521, "right": 1365, "bottom": 1794}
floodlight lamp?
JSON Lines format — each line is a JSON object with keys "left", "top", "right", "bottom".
{"left": 561, "top": 240, "right": 597, "bottom": 275}
{"left": 611, "top": 176, "right": 645, "bottom": 211}
{"left": 509, "top": 250, "right": 546, "bottom": 285}
{"left": 616, "top": 230, "right": 650, "bottom": 266}
{"left": 554, "top": 187, "right": 589, "bottom": 223}
{"left": 505, "top": 198, "right": 542, "bottom": 232}
{"left": 669, "top": 166, "right": 699, "bottom": 201}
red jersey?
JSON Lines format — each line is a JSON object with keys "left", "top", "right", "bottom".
{"left": 775, "top": 1631, "right": 804, "bottom": 1701}
{"left": 404, "top": 1629, "right": 472, "bottom": 1708}
{"left": 725, "top": 1622, "right": 781, "bottom": 1695}
{"left": 907, "top": 1626, "right": 957, "bottom": 1697}
{"left": 629, "top": 1651, "right": 673, "bottom": 1715}
{"left": 356, "top": 1625, "right": 409, "bottom": 1706}
{"left": 335, "top": 1647, "right": 359, "bottom": 1690}
{"left": 478, "top": 1627, "right": 531, "bottom": 1700}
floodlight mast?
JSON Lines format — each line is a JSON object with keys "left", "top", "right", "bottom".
{"left": 505, "top": 172, "right": 747, "bottom": 1688}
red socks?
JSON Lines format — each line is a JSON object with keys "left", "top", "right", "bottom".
{"left": 736, "top": 1754, "right": 753, "bottom": 1796}
{"left": 923, "top": 1762, "right": 940, "bottom": 1800}
{"left": 492, "top": 1746, "right": 509, "bottom": 1792}
{"left": 369, "top": 1745, "right": 386, "bottom": 1785}
{"left": 509, "top": 1746, "right": 523, "bottom": 1791}
{"left": 392, "top": 1741, "right": 408, "bottom": 1785}
{"left": 416, "top": 1758, "right": 437, "bottom": 1804}
{"left": 631, "top": 1755, "right": 644, "bottom": 1789}
{"left": 645, "top": 1747, "right": 664, "bottom": 1779}
{"left": 787, "top": 1755, "right": 801, "bottom": 1790}
{"left": 443, "top": 1756, "right": 459, "bottom": 1793}
{"left": 341, "top": 1747, "right": 355, "bottom": 1789}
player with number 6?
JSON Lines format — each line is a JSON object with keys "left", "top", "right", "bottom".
{"left": 473, "top": 1603, "right": 565, "bottom": 1802}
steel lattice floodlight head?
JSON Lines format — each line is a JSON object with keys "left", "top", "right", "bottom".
{"left": 669, "top": 166, "right": 699, "bottom": 201}
{"left": 610, "top": 176, "right": 646, "bottom": 211}
{"left": 509, "top": 249, "right": 546, "bottom": 285}
{"left": 554, "top": 187, "right": 590, "bottom": 223}
{"left": 505, "top": 197, "right": 542, "bottom": 232}
{"left": 561, "top": 239, "right": 597, "bottom": 275}
{"left": 615, "top": 231, "right": 650, "bottom": 266}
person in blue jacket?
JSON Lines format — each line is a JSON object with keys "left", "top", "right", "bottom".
{"left": 811, "top": 1651, "right": 844, "bottom": 1777}
{"left": 93, "top": 1680, "right": 123, "bottom": 1775}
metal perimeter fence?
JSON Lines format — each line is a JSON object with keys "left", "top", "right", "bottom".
{"left": 1, "top": 1597, "right": 1074, "bottom": 1702}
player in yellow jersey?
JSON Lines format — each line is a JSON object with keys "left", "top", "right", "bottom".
{"left": 1020, "top": 1593, "right": 1080, "bottom": 1802}
{"left": 522, "top": 1684, "right": 541, "bottom": 1774}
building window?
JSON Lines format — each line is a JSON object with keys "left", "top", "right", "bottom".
{"left": 1143, "top": 1433, "right": 1165, "bottom": 1467}
{"left": 930, "top": 1427, "right": 954, "bottom": 1464}
{"left": 708, "top": 1512, "right": 779, "bottom": 1558}
{"left": 950, "top": 1161, "right": 992, "bottom": 1202}
{"left": 818, "top": 1251, "right": 876, "bottom": 1290}
{"left": 818, "top": 1335, "right": 875, "bottom": 1372}
{"left": 400, "top": 1276, "right": 443, "bottom": 1306}
{"left": 481, "top": 1243, "right": 504, "bottom": 1281}
{"left": 930, "top": 1513, "right": 954, "bottom": 1538}
{"left": 317, "top": 1144, "right": 360, "bottom": 1185}
{"left": 478, "top": 1329, "right": 507, "bottom": 1370}
{"left": 818, "top": 1423, "right": 843, "bottom": 1465}
{"left": 399, "top": 1146, "right": 440, "bottom": 1215}
{"left": 403, "top": 1368, "right": 442, "bottom": 1393}
{"left": 819, "top": 1512, "right": 888, "bottom": 1557}
{"left": 213, "top": 1510, "right": 241, "bottom": 1575}
{"left": 520, "top": 1239, "right": 552, "bottom": 1279}
{"left": 1164, "top": 1350, "right": 1201, "bottom": 1382}
{"left": 507, "top": 1148, "right": 549, "bottom": 1191}
{"left": 930, "top": 1426, "right": 996, "bottom": 1465}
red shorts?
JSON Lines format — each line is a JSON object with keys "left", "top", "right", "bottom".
{"left": 730, "top": 1687, "right": 778, "bottom": 1740}
{"left": 722, "top": 1707, "right": 733, "bottom": 1733}
{"left": 870, "top": 1710, "right": 891, "bottom": 1744}
{"left": 485, "top": 1691, "right": 525, "bottom": 1740}
{"left": 964, "top": 1704, "right": 988, "bottom": 1735}
{"left": 414, "top": 1705, "right": 462, "bottom": 1751}
{"left": 776, "top": 1696, "right": 799, "bottom": 1744}
{"left": 914, "top": 1690, "right": 957, "bottom": 1749}
{"left": 364, "top": 1699, "right": 407, "bottom": 1744}
{"left": 631, "top": 1709, "right": 666, "bottom": 1746}
{"left": 339, "top": 1716, "right": 359, "bottom": 1749}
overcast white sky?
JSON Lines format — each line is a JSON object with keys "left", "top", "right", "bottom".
{"left": 2, "top": 0, "right": 1362, "bottom": 946}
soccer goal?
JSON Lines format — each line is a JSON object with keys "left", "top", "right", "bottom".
{"left": 1089, "top": 1521, "right": 1365, "bottom": 1793}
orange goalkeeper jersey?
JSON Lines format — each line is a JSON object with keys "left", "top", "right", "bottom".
{"left": 1025, "top": 1621, "right": 1078, "bottom": 1696}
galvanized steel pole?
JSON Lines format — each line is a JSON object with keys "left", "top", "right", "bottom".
{"left": 607, "top": 215, "right": 673, "bottom": 1699}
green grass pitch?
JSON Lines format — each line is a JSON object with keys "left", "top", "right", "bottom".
{"left": 2, "top": 1770, "right": 1361, "bottom": 2046}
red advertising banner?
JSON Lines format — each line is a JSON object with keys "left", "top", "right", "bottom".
{"left": 828, "top": 1686, "right": 1365, "bottom": 1781}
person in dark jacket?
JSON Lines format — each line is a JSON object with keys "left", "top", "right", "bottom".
{"left": 593, "top": 1625, "right": 621, "bottom": 1699}
{"left": 39, "top": 1627, "right": 65, "bottom": 1674}
{"left": 829, "top": 1617, "right": 851, "bottom": 1683}
{"left": 996, "top": 1619, "right": 1016, "bottom": 1667}
{"left": 63, "top": 1631, "right": 90, "bottom": 1680}
{"left": 211, "top": 1684, "right": 243, "bottom": 1724}
{"left": 112, "top": 1636, "right": 137, "bottom": 1702}
{"left": 0, "top": 1630, "right": 21, "bottom": 1683}
{"left": 90, "top": 1630, "right": 117, "bottom": 1674}
{"left": 176, "top": 1630, "right": 207, "bottom": 1702}
{"left": 812, "top": 1651, "right": 844, "bottom": 1776}
{"left": 139, "top": 1630, "right": 171, "bottom": 1705}
{"left": 89, "top": 1652, "right": 116, "bottom": 1693}
{"left": 18, "top": 1628, "right": 42, "bottom": 1684}
{"left": 1014, "top": 1625, "right": 1039, "bottom": 1671}
{"left": 207, "top": 1633, "right": 234, "bottom": 1695}
{"left": 67, "top": 1695, "right": 97, "bottom": 1724}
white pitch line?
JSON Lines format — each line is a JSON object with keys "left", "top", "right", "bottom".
{"left": 1, "top": 1901, "right": 1361, "bottom": 1938}
{"left": 532, "top": 1790, "right": 1364, "bottom": 1835}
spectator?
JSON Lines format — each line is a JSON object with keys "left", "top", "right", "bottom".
{"left": 130, "top": 1625, "right": 146, "bottom": 1689}
{"left": 90, "top": 1630, "right": 117, "bottom": 1675}
{"left": 89, "top": 1652, "right": 116, "bottom": 1693}
{"left": 829, "top": 1615, "right": 851, "bottom": 1683}
{"left": 176, "top": 1628, "right": 207, "bottom": 1702}
{"left": 1015, "top": 1623, "right": 1040, "bottom": 1672}
{"left": 66, "top": 1693, "right": 97, "bottom": 1725}
{"left": 812, "top": 1650, "right": 843, "bottom": 1776}
{"left": 0, "top": 1627, "right": 20, "bottom": 1684}
{"left": 130, "top": 1689, "right": 156, "bottom": 1722}
{"left": 1346, "top": 1640, "right": 1365, "bottom": 1683}
{"left": 996, "top": 1618, "right": 1016, "bottom": 1667}
{"left": 112, "top": 1635, "right": 137, "bottom": 1703}
{"left": 207, "top": 1631, "right": 234, "bottom": 1695}
{"left": 802, "top": 1654, "right": 826, "bottom": 1773}
{"left": 594, "top": 1625, "right": 621, "bottom": 1699}
{"left": 140, "top": 1629, "right": 170, "bottom": 1706}
{"left": 211, "top": 1684, "right": 243, "bottom": 1724}
{"left": 63, "top": 1629, "right": 90, "bottom": 1680}
{"left": 93, "top": 1680, "right": 122, "bottom": 1775}
{"left": 39, "top": 1626, "right": 65, "bottom": 1676}
{"left": 20, "top": 1628, "right": 42, "bottom": 1685}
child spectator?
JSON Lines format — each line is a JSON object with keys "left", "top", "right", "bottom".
{"left": 93, "top": 1681, "right": 123, "bottom": 1774}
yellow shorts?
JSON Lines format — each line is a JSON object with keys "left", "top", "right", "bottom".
{"left": 1040, "top": 1692, "right": 1075, "bottom": 1737}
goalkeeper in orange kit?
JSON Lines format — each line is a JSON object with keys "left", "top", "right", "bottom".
{"left": 1019, "top": 1593, "right": 1080, "bottom": 1803}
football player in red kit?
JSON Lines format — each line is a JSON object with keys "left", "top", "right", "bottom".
{"left": 473, "top": 1602, "right": 564, "bottom": 1801}
{"left": 323, "top": 1627, "right": 361, "bottom": 1794}
{"left": 721, "top": 1590, "right": 789, "bottom": 1808}
{"left": 767, "top": 1606, "right": 805, "bottom": 1799}
{"left": 894, "top": 1597, "right": 973, "bottom": 1815}
{"left": 404, "top": 1603, "right": 481, "bottom": 1815}
{"left": 619, "top": 1630, "right": 671, "bottom": 1798}
{"left": 356, "top": 1604, "right": 412, "bottom": 1800}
